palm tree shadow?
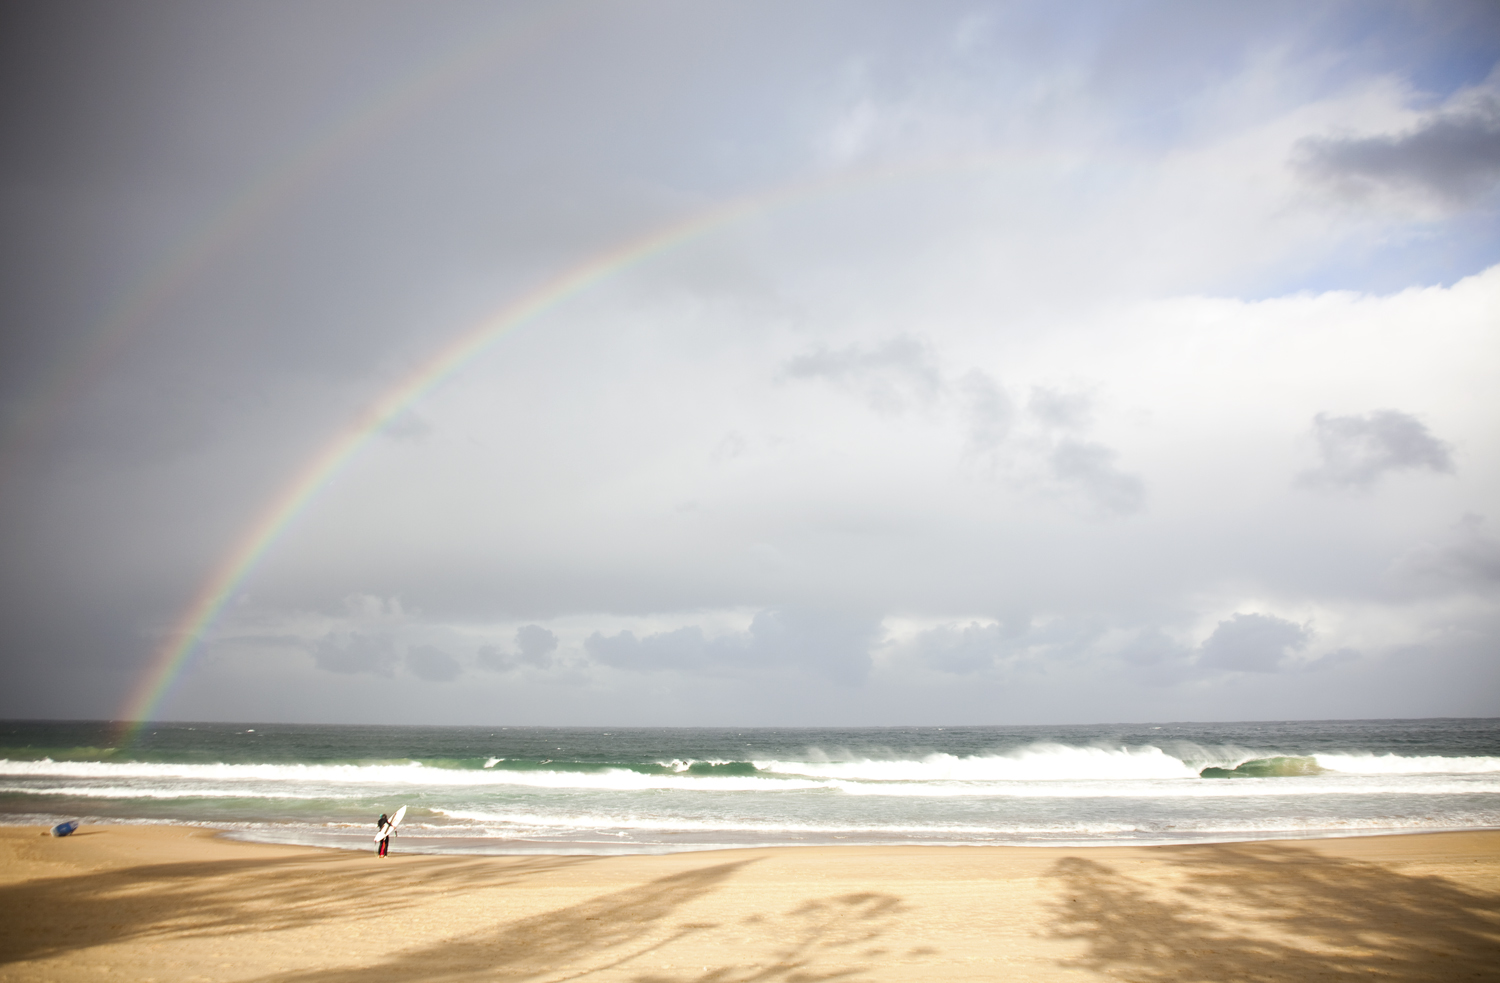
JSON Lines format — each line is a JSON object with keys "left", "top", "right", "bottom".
{"left": 1047, "top": 843, "right": 1500, "bottom": 982}
{"left": 4, "top": 844, "right": 906, "bottom": 983}
{"left": 244, "top": 858, "right": 761, "bottom": 983}
{"left": 632, "top": 890, "right": 907, "bottom": 983}
{"left": 238, "top": 864, "right": 906, "bottom": 983}
{"left": 0, "top": 851, "right": 593, "bottom": 964}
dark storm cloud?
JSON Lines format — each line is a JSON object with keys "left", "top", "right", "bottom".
{"left": 1300, "top": 410, "right": 1454, "bottom": 489}
{"left": 1198, "top": 613, "right": 1310, "bottom": 673}
{"left": 406, "top": 644, "right": 461, "bottom": 682}
{"left": 586, "top": 609, "right": 881, "bottom": 684}
{"left": 1295, "top": 94, "right": 1500, "bottom": 204}
{"left": 313, "top": 631, "right": 398, "bottom": 676}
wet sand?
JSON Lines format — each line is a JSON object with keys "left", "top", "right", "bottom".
{"left": 1, "top": 826, "right": 1497, "bottom": 982}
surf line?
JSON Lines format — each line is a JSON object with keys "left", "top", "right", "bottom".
{"left": 0, "top": 2, "right": 583, "bottom": 486}
{"left": 116, "top": 148, "right": 1035, "bottom": 737}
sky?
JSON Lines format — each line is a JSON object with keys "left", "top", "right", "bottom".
{"left": 1, "top": 0, "right": 1498, "bottom": 727}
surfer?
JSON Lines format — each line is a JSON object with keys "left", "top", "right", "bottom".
{"left": 376, "top": 813, "right": 391, "bottom": 857}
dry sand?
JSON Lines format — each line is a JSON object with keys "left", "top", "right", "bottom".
{"left": 1, "top": 826, "right": 1497, "bottom": 983}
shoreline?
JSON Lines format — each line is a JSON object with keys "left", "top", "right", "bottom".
{"left": 2, "top": 825, "right": 1496, "bottom": 982}
{"left": 11, "top": 815, "right": 1500, "bottom": 858}
{"left": 217, "top": 822, "right": 1500, "bottom": 856}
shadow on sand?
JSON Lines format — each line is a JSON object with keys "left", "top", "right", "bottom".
{"left": 1047, "top": 842, "right": 1500, "bottom": 982}
{"left": 1, "top": 847, "right": 905, "bottom": 983}
{"left": 244, "top": 862, "right": 905, "bottom": 983}
{"left": 0, "top": 850, "right": 593, "bottom": 965}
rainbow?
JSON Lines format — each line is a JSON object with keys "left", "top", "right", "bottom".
{"left": 0, "top": 5, "right": 580, "bottom": 484}
{"left": 117, "top": 184, "right": 773, "bottom": 732}
{"left": 117, "top": 147, "right": 1039, "bottom": 735}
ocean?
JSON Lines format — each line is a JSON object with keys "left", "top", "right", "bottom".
{"left": 3, "top": 719, "right": 1497, "bottom": 855}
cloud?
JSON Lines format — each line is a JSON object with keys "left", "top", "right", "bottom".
{"left": 1386, "top": 513, "right": 1500, "bottom": 597}
{"left": 1198, "top": 613, "right": 1310, "bottom": 673}
{"left": 379, "top": 410, "right": 432, "bottom": 442}
{"left": 515, "top": 624, "right": 560, "bottom": 667}
{"left": 1113, "top": 627, "right": 1199, "bottom": 686}
{"left": 1303, "top": 646, "right": 1361, "bottom": 672}
{"left": 746, "top": 608, "right": 881, "bottom": 683}
{"left": 312, "top": 631, "right": 399, "bottom": 676}
{"left": 785, "top": 337, "right": 1143, "bottom": 516}
{"left": 958, "top": 369, "right": 1014, "bottom": 455}
{"left": 406, "top": 644, "right": 461, "bottom": 682}
{"left": 1027, "top": 387, "right": 1093, "bottom": 430}
{"left": 782, "top": 336, "right": 941, "bottom": 414}
{"left": 906, "top": 621, "right": 1016, "bottom": 673}
{"left": 475, "top": 646, "right": 512, "bottom": 672}
{"left": 1295, "top": 94, "right": 1500, "bottom": 206}
{"left": 1048, "top": 439, "right": 1146, "bottom": 515}
{"left": 1118, "top": 627, "right": 1193, "bottom": 668}
{"left": 1300, "top": 410, "right": 1454, "bottom": 489}
{"left": 3, "top": 5, "right": 1498, "bottom": 725}
{"left": 476, "top": 625, "right": 561, "bottom": 672}
{"left": 903, "top": 609, "right": 1351, "bottom": 687}
{"left": 586, "top": 609, "right": 881, "bottom": 684}
{"left": 587, "top": 625, "right": 715, "bottom": 672}
{"left": 904, "top": 616, "right": 1105, "bottom": 675}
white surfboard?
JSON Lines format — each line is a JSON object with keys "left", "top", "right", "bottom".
{"left": 375, "top": 804, "right": 406, "bottom": 842}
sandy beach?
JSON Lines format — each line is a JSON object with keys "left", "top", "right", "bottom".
{"left": 0, "top": 828, "right": 1496, "bottom": 982}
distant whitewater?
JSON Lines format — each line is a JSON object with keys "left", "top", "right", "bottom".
{"left": 2, "top": 719, "right": 1497, "bottom": 854}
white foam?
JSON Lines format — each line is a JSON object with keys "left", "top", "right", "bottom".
{"left": 0, "top": 783, "right": 357, "bottom": 800}
{"left": 824, "top": 775, "right": 1500, "bottom": 798}
{"left": 756, "top": 745, "right": 1201, "bottom": 782}
{"left": 3, "top": 747, "right": 1496, "bottom": 800}
{"left": 425, "top": 807, "right": 1500, "bottom": 839}
{"left": 1314, "top": 753, "right": 1500, "bottom": 775}
{"left": 0, "top": 759, "right": 824, "bottom": 792}
{"left": 429, "top": 807, "right": 1128, "bottom": 836}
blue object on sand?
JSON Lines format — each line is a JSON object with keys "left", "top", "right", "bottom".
{"left": 51, "top": 821, "right": 79, "bottom": 837}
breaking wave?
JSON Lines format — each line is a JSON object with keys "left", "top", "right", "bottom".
{"left": 1314, "top": 753, "right": 1500, "bottom": 775}
{"left": 4, "top": 745, "right": 1497, "bottom": 792}
{"left": 1200, "top": 756, "right": 1325, "bottom": 778}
